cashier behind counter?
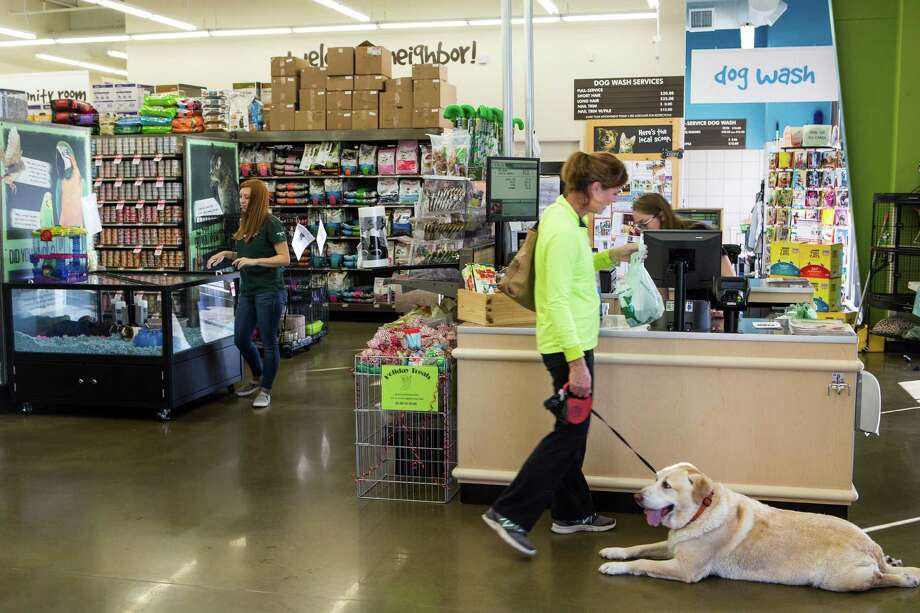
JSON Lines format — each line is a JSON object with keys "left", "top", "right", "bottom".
{"left": 631, "top": 195, "right": 744, "bottom": 333}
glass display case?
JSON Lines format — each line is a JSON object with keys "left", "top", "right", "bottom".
{"left": 4, "top": 271, "right": 241, "bottom": 420}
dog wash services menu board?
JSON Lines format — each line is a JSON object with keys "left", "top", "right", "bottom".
{"left": 186, "top": 137, "right": 240, "bottom": 272}
{"left": 574, "top": 76, "right": 684, "bottom": 120}
{"left": 684, "top": 119, "right": 747, "bottom": 150}
{"left": 1, "top": 121, "right": 92, "bottom": 281}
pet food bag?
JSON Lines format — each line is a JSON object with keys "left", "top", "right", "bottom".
{"left": 615, "top": 248, "right": 663, "bottom": 327}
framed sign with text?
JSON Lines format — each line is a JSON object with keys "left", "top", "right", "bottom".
{"left": 574, "top": 76, "right": 684, "bottom": 120}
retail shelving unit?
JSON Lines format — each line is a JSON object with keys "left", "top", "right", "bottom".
{"left": 868, "top": 192, "right": 920, "bottom": 314}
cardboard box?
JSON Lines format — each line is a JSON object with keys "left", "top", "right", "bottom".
{"left": 353, "top": 90, "right": 379, "bottom": 111}
{"left": 808, "top": 277, "right": 842, "bottom": 312}
{"left": 353, "top": 110, "right": 379, "bottom": 130}
{"left": 325, "top": 47, "right": 355, "bottom": 76}
{"left": 260, "top": 84, "right": 272, "bottom": 105}
{"left": 262, "top": 107, "right": 272, "bottom": 130}
{"left": 272, "top": 103, "right": 297, "bottom": 131}
{"left": 380, "top": 89, "right": 412, "bottom": 110}
{"left": 413, "top": 80, "right": 457, "bottom": 109}
{"left": 295, "top": 110, "right": 326, "bottom": 131}
{"left": 327, "top": 75, "right": 355, "bottom": 91}
{"left": 412, "top": 107, "right": 452, "bottom": 129}
{"left": 799, "top": 243, "right": 843, "bottom": 279}
{"left": 326, "top": 110, "right": 352, "bottom": 130}
{"left": 354, "top": 74, "right": 389, "bottom": 91}
{"left": 457, "top": 289, "right": 536, "bottom": 326}
{"left": 386, "top": 77, "right": 413, "bottom": 96}
{"left": 271, "top": 76, "right": 300, "bottom": 106}
{"left": 326, "top": 90, "right": 353, "bottom": 111}
{"left": 768, "top": 241, "right": 801, "bottom": 277}
{"left": 271, "top": 54, "right": 310, "bottom": 77}
{"left": 298, "top": 89, "right": 326, "bottom": 112}
{"left": 379, "top": 104, "right": 413, "bottom": 129}
{"left": 356, "top": 42, "right": 392, "bottom": 77}
{"left": 412, "top": 64, "right": 448, "bottom": 80}
{"left": 298, "top": 67, "right": 327, "bottom": 90}
{"left": 154, "top": 83, "right": 204, "bottom": 97}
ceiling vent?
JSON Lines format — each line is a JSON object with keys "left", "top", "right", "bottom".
{"left": 688, "top": 7, "right": 715, "bottom": 31}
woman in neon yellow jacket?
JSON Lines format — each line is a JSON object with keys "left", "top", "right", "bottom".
{"left": 483, "top": 151, "right": 633, "bottom": 558}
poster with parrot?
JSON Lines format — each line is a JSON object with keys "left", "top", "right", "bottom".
{"left": 0, "top": 121, "right": 92, "bottom": 281}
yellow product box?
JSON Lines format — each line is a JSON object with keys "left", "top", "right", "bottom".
{"left": 808, "top": 277, "right": 841, "bottom": 312}
{"left": 799, "top": 243, "right": 843, "bottom": 279}
{"left": 768, "top": 241, "right": 801, "bottom": 277}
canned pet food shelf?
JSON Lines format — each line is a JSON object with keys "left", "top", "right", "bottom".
{"left": 96, "top": 267, "right": 184, "bottom": 272}
{"left": 94, "top": 154, "right": 181, "bottom": 160}
{"left": 273, "top": 204, "right": 417, "bottom": 209}
{"left": 98, "top": 200, "right": 181, "bottom": 205}
{"left": 101, "top": 223, "right": 182, "bottom": 228}
{"left": 94, "top": 176, "right": 181, "bottom": 182}
{"left": 242, "top": 174, "right": 424, "bottom": 180}
{"left": 96, "top": 245, "right": 184, "bottom": 250}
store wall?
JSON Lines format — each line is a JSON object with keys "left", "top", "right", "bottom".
{"left": 833, "top": 0, "right": 920, "bottom": 275}
{"left": 125, "top": 15, "right": 686, "bottom": 162}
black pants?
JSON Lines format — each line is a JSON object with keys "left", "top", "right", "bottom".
{"left": 491, "top": 350, "right": 595, "bottom": 532}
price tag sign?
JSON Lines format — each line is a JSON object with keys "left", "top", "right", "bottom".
{"left": 116, "top": 200, "right": 126, "bottom": 210}
{"left": 94, "top": 157, "right": 103, "bottom": 167}
{"left": 94, "top": 178, "right": 102, "bottom": 187}
{"left": 135, "top": 199, "right": 146, "bottom": 209}
{"left": 114, "top": 179, "right": 123, "bottom": 188}
{"left": 156, "top": 199, "right": 166, "bottom": 211}
{"left": 153, "top": 155, "right": 162, "bottom": 163}
{"left": 154, "top": 245, "right": 164, "bottom": 257}
{"left": 133, "top": 246, "right": 143, "bottom": 255}
{"left": 132, "top": 155, "right": 141, "bottom": 165}
{"left": 155, "top": 178, "right": 165, "bottom": 189}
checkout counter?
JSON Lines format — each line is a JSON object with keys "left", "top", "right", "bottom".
{"left": 453, "top": 317, "right": 865, "bottom": 510}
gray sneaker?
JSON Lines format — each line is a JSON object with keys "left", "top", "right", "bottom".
{"left": 235, "top": 381, "right": 261, "bottom": 397}
{"left": 551, "top": 514, "right": 617, "bottom": 534}
{"left": 252, "top": 390, "right": 271, "bottom": 409}
{"left": 482, "top": 508, "right": 537, "bottom": 557}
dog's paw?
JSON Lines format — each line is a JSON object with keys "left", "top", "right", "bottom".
{"left": 599, "top": 547, "right": 628, "bottom": 560}
{"left": 885, "top": 555, "right": 903, "bottom": 567}
{"left": 598, "top": 561, "right": 628, "bottom": 576}
{"left": 904, "top": 573, "right": 920, "bottom": 588}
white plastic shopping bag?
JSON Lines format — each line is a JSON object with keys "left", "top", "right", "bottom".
{"left": 614, "top": 246, "right": 664, "bottom": 327}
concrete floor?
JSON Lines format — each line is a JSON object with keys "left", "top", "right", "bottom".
{"left": 0, "top": 323, "right": 918, "bottom": 612}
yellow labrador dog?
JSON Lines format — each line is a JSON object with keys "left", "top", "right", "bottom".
{"left": 598, "top": 463, "right": 919, "bottom": 592}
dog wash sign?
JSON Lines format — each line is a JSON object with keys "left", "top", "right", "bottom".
{"left": 690, "top": 46, "right": 840, "bottom": 104}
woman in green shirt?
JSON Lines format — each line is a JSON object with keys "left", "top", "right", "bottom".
{"left": 483, "top": 151, "right": 633, "bottom": 557}
{"left": 208, "top": 179, "right": 290, "bottom": 409}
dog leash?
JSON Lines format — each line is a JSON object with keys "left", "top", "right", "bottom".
{"left": 590, "top": 409, "right": 658, "bottom": 474}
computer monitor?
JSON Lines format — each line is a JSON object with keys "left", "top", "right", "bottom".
{"left": 643, "top": 229, "right": 723, "bottom": 332}
{"left": 487, "top": 157, "right": 540, "bottom": 222}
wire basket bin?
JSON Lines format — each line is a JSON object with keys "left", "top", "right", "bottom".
{"left": 354, "top": 354, "right": 458, "bottom": 503}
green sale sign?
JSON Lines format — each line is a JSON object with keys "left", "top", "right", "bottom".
{"left": 381, "top": 365, "right": 439, "bottom": 412}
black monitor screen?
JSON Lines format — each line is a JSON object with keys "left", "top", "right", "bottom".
{"left": 487, "top": 157, "right": 539, "bottom": 221}
{"left": 643, "top": 229, "right": 722, "bottom": 291}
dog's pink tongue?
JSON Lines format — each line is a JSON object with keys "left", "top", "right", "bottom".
{"left": 645, "top": 508, "right": 665, "bottom": 527}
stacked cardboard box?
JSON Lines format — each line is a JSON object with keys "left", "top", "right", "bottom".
{"left": 269, "top": 53, "right": 310, "bottom": 131}
{"left": 411, "top": 64, "right": 455, "bottom": 129}
{"left": 297, "top": 65, "right": 328, "bottom": 130}
{"left": 768, "top": 241, "right": 843, "bottom": 312}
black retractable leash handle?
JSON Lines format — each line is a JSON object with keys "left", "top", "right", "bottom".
{"left": 590, "top": 409, "right": 658, "bottom": 475}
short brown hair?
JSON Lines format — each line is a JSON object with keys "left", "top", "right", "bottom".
{"left": 561, "top": 151, "right": 629, "bottom": 197}
{"left": 633, "top": 193, "right": 707, "bottom": 230}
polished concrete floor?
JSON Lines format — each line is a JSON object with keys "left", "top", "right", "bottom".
{"left": 1, "top": 323, "right": 919, "bottom": 612}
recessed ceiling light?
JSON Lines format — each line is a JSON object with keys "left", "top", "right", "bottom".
{"left": 210, "top": 28, "right": 294, "bottom": 37}
{"left": 562, "top": 12, "right": 657, "bottom": 22}
{"left": 82, "top": 0, "right": 197, "bottom": 32}
{"left": 35, "top": 52, "right": 128, "bottom": 76}
{"left": 537, "top": 0, "right": 559, "bottom": 14}
{"left": 131, "top": 31, "right": 211, "bottom": 41}
{"left": 0, "top": 38, "right": 55, "bottom": 47}
{"left": 107, "top": 49, "right": 128, "bottom": 60}
{"left": 379, "top": 21, "right": 469, "bottom": 30}
{"left": 0, "top": 25, "right": 37, "bottom": 39}
{"left": 56, "top": 35, "right": 131, "bottom": 44}
{"left": 292, "top": 24, "right": 378, "bottom": 33}
{"left": 312, "top": 0, "right": 370, "bottom": 23}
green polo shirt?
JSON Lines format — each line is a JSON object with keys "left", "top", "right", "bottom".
{"left": 535, "top": 196, "right": 613, "bottom": 361}
{"left": 235, "top": 215, "right": 287, "bottom": 296}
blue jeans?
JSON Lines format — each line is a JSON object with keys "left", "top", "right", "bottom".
{"left": 235, "top": 290, "right": 286, "bottom": 391}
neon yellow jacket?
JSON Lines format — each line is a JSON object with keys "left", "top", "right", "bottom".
{"left": 535, "top": 195, "right": 613, "bottom": 361}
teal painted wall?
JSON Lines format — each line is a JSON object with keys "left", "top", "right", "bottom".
{"left": 834, "top": 0, "right": 920, "bottom": 278}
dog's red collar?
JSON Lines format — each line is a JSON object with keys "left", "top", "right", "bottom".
{"left": 687, "top": 491, "right": 714, "bottom": 526}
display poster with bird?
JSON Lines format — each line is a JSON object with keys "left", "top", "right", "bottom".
{"left": 0, "top": 121, "right": 91, "bottom": 281}
{"left": 186, "top": 138, "right": 240, "bottom": 271}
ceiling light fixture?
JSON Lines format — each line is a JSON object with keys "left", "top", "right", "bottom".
{"left": 468, "top": 16, "right": 561, "bottom": 26}
{"left": 0, "top": 26, "right": 37, "bottom": 40}
{"left": 562, "top": 12, "right": 657, "bottom": 22}
{"left": 312, "top": 0, "right": 370, "bottom": 23}
{"left": 379, "top": 21, "right": 469, "bottom": 30}
{"left": 107, "top": 49, "right": 128, "bottom": 59}
{"left": 131, "top": 31, "right": 210, "bottom": 41}
{"left": 56, "top": 34, "right": 131, "bottom": 44}
{"left": 0, "top": 38, "right": 56, "bottom": 47}
{"left": 292, "top": 24, "right": 378, "bottom": 33}
{"left": 210, "top": 28, "right": 294, "bottom": 37}
{"left": 82, "top": 0, "right": 197, "bottom": 32}
{"left": 537, "top": 0, "right": 559, "bottom": 14}
{"left": 35, "top": 52, "right": 128, "bottom": 76}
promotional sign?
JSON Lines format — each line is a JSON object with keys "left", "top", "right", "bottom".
{"left": 186, "top": 137, "right": 240, "bottom": 271}
{"left": 381, "top": 365, "right": 439, "bottom": 412}
{"left": 1, "top": 121, "right": 92, "bottom": 281}
{"left": 0, "top": 70, "right": 91, "bottom": 113}
{"left": 684, "top": 119, "right": 747, "bottom": 150}
{"left": 592, "top": 123, "right": 674, "bottom": 154}
{"left": 690, "top": 46, "right": 840, "bottom": 104}
{"left": 574, "top": 76, "right": 684, "bottom": 120}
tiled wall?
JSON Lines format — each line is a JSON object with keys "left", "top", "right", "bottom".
{"left": 680, "top": 149, "right": 766, "bottom": 245}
